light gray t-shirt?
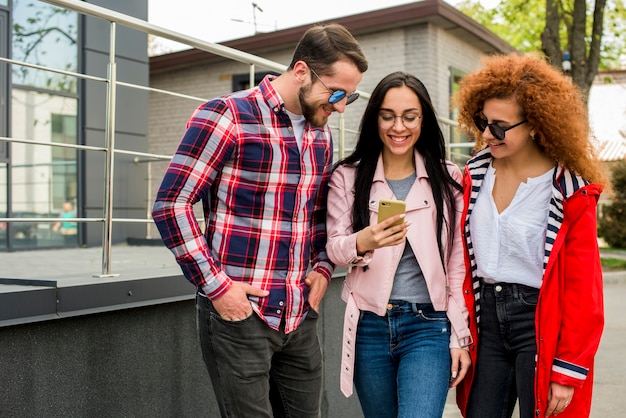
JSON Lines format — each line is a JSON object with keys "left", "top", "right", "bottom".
{"left": 386, "top": 173, "right": 431, "bottom": 304}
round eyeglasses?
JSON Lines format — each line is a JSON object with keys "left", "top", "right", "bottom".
{"left": 473, "top": 114, "right": 527, "bottom": 141}
{"left": 378, "top": 113, "right": 422, "bottom": 129}
{"left": 309, "top": 66, "right": 359, "bottom": 105}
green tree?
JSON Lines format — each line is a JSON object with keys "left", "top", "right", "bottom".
{"left": 455, "top": 0, "right": 625, "bottom": 101}
{"left": 599, "top": 160, "right": 626, "bottom": 248}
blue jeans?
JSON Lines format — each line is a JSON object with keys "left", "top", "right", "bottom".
{"left": 196, "top": 295, "right": 323, "bottom": 418}
{"left": 467, "top": 282, "right": 539, "bottom": 418}
{"left": 353, "top": 301, "right": 452, "bottom": 418}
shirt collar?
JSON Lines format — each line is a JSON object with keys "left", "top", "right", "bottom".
{"left": 259, "top": 74, "right": 285, "bottom": 115}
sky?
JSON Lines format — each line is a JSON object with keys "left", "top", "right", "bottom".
{"left": 147, "top": 0, "right": 500, "bottom": 53}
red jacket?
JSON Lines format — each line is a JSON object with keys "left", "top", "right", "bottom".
{"left": 456, "top": 149, "right": 604, "bottom": 418}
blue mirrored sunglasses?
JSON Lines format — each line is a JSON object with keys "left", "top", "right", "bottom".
{"left": 309, "top": 66, "right": 359, "bottom": 105}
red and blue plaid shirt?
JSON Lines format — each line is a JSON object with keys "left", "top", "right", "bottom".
{"left": 152, "top": 75, "right": 335, "bottom": 333}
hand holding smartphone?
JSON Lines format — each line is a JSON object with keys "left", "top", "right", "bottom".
{"left": 377, "top": 199, "right": 406, "bottom": 227}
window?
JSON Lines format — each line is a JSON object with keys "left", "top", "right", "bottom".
{"left": 11, "top": 0, "right": 78, "bottom": 93}
{"left": 232, "top": 71, "right": 280, "bottom": 91}
{"left": 449, "top": 67, "right": 472, "bottom": 166}
{"left": 51, "top": 113, "right": 77, "bottom": 210}
{"left": 6, "top": 1, "right": 79, "bottom": 248}
{"left": 10, "top": 91, "right": 78, "bottom": 247}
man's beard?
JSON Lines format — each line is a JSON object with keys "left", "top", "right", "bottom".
{"left": 298, "top": 87, "right": 328, "bottom": 128}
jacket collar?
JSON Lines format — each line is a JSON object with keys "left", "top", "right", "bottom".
{"left": 372, "top": 149, "right": 428, "bottom": 184}
{"left": 370, "top": 150, "right": 431, "bottom": 212}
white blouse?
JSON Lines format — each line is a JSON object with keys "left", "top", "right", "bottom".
{"left": 470, "top": 163, "right": 553, "bottom": 289}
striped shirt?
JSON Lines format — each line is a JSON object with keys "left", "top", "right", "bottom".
{"left": 152, "top": 75, "right": 335, "bottom": 333}
{"left": 463, "top": 147, "right": 588, "bottom": 326}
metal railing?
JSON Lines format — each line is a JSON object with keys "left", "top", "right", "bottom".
{"left": 0, "top": 0, "right": 470, "bottom": 277}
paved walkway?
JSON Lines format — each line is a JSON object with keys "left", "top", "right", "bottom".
{"left": 600, "top": 248, "right": 626, "bottom": 260}
{"left": 0, "top": 244, "right": 179, "bottom": 280}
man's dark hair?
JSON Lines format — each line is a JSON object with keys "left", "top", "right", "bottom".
{"left": 289, "top": 24, "right": 368, "bottom": 76}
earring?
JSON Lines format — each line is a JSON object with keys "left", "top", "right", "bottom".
{"left": 530, "top": 135, "right": 536, "bottom": 141}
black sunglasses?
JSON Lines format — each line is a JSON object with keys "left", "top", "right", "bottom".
{"left": 473, "top": 115, "right": 528, "bottom": 141}
{"left": 309, "top": 66, "right": 359, "bottom": 105}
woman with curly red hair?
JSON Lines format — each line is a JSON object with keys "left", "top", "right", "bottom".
{"left": 454, "top": 53, "right": 606, "bottom": 418}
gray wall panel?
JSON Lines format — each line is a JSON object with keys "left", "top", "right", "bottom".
{"left": 83, "top": 0, "right": 148, "bottom": 60}
{"left": 82, "top": 130, "right": 149, "bottom": 246}
{"left": 0, "top": 278, "right": 364, "bottom": 418}
{"left": 0, "top": 287, "right": 57, "bottom": 321}
{"left": 83, "top": 51, "right": 149, "bottom": 136}
{"left": 80, "top": 0, "right": 149, "bottom": 247}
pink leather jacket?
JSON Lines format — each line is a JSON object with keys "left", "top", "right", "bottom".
{"left": 326, "top": 151, "right": 471, "bottom": 397}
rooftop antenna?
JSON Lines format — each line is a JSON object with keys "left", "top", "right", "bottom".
{"left": 252, "top": 2, "right": 263, "bottom": 34}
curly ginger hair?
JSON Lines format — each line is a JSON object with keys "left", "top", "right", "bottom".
{"left": 455, "top": 53, "right": 606, "bottom": 185}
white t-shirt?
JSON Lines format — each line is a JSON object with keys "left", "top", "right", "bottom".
{"left": 285, "top": 109, "right": 305, "bottom": 152}
{"left": 470, "top": 163, "right": 553, "bottom": 289}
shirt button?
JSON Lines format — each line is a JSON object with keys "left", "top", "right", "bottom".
{"left": 495, "top": 285, "right": 503, "bottom": 292}
{"left": 279, "top": 301, "right": 284, "bottom": 306}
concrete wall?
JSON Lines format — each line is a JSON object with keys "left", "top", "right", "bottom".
{"left": 0, "top": 278, "right": 364, "bottom": 418}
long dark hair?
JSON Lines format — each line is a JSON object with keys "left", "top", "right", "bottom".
{"left": 335, "top": 71, "right": 462, "bottom": 268}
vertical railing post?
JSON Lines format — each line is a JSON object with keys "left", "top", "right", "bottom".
{"left": 97, "top": 21, "right": 119, "bottom": 278}
{"left": 145, "top": 160, "right": 152, "bottom": 239}
{"left": 249, "top": 63, "right": 255, "bottom": 88}
{"left": 338, "top": 113, "right": 345, "bottom": 160}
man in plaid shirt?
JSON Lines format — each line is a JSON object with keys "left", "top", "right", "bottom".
{"left": 152, "top": 23, "right": 368, "bottom": 417}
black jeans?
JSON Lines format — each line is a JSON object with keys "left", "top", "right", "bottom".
{"left": 467, "top": 282, "right": 539, "bottom": 418}
{"left": 196, "top": 295, "right": 323, "bottom": 418}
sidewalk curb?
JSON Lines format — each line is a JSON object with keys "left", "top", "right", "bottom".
{"left": 603, "top": 270, "right": 626, "bottom": 285}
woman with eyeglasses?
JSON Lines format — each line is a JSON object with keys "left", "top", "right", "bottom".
{"left": 326, "top": 71, "right": 472, "bottom": 418}
{"left": 453, "top": 54, "right": 606, "bottom": 418}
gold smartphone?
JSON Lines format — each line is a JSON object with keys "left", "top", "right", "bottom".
{"left": 377, "top": 199, "right": 406, "bottom": 227}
